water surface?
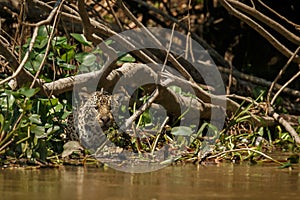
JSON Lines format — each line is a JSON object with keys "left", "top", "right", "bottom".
{"left": 1, "top": 163, "right": 299, "bottom": 200}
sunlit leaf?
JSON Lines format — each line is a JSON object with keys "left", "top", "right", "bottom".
{"left": 118, "top": 53, "right": 136, "bottom": 62}
{"left": 171, "top": 126, "right": 193, "bottom": 136}
{"left": 61, "top": 49, "right": 75, "bottom": 62}
{"left": 0, "top": 114, "right": 4, "bottom": 128}
{"left": 19, "top": 88, "right": 39, "bottom": 98}
{"left": 168, "top": 85, "right": 182, "bottom": 94}
{"left": 0, "top": 92, "right": 15, "bottom": 109}
{"left": 70, "top": 33, "right": 92, "bottom": 46}
{"left": 52, "top": 36, "right": 67, "bottom": 46}
{"left": 46, "top": 125, "right": 60, "bottom": 134}
{"left": 31, "top": 125, "right": 46, "bottom": 138}
{"left": 29, "top": 114, "right": 42, "bottom": 124}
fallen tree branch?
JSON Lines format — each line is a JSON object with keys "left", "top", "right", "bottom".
{"left": 272, "top": 111, "right": 300, "bottom": 145}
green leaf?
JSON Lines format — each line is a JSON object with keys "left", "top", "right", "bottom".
{"left": 34, "top": 36, "right": 48, "bottom": 49}
{"left": 31, "top": 125, "right": 46, "bottom": 138}
{"left": 70, "top": 33, "right": 92, "bottom": 46}
{"left": 46, "top": 125, "right": 60, "bottom": 135}
{"left": 52, "top": 36, "right": 67, "bottom": 46}
{"left": 105, "top": 39, "right": 113, "bottom": 45}
{"left": 75, "top": 52, "right": 97, "bottom": 67}
{"left": 53, "top": 103, "right": 63, "bottom": 112}
{"left": 168, "top": 85, "right": 182, "bottom": 94}
{"left": 19, "top": 88, "right": 39, "bottom": 98}
{"left": 83, "top": 54, "right": 96, "bottom": 66}
{"left": 59, "top": 63, "right": 76, "bottom": 71}
{"left": 171, "top": 126, "right": 193, "bottom": 136}
{"left": 38, "top": 25, "right": 52, "bottom": 37}
{"left": 118, "top": 53, "right": 136, "bottom": 62}
{"left": 0, "top": 92, "right": 15, "bottom": 109}
{"left": 61, "top": 49, "right": 75, "bottom": 62}
{"left": 278, "top": 162, "right": 292, "bottom": 169}
{"left": 258, "top": 127, "right": 264, "bottom": 137}
{"left": 0, "top": 114, "right": 4, "bottom": 128}
{"left": 29, "top": 114, "right": 42, "bottom": 124}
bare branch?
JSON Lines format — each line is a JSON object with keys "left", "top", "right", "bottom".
{"left": 227, "top": 0, "right": 300, "bottom": 46}
{"left": 219, "top": 0, "right": 300, "bottom": 64}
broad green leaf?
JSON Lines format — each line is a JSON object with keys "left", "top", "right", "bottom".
{"left": 0, "top": 92, "right": 15, "bottom": 108}
{"left": 38, "top": 25, "right": 52, "bottom": 37}
{"left": 70, "top": 33, "right": 92, "bottom": 46}
{"left": 47, "top": 98, "right": 59, "bottom": 106}
{"left": 61, "top": 111, "right": 72, "bottom": 120}
{"left": 34, "top": 36, "right": 48, "bottom": 49}
{"left": 19, "top": 88, "right": 39, "bottom": 98}
{"left": 46, "top": 125, "right": 60, "bottom": 134}
{"left": 61, "top": 49, "right": 75, "bottom": 62}
{"left": 52, "top": 36, "right": 67, "bottom": 46}
{"left": 81, "top": 53, "right": 97, "bottom": 66}
{"left": 31, "top": 125, "right": 46, "bottom": 138}
{"left": 75, "top": 52, "right": 89, "bottom": 63}
{"left": 171, "top": 126, "right": 193, "bottom": 136}
{"left": 53, "top": 103, "right": 63, "bottom": 112}
{"left": 29, "top": 114, "right": 42, "bottom": 124}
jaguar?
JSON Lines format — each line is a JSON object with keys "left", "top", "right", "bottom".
{"left": 64, "top": 90, "right": 116, "bottom": 151}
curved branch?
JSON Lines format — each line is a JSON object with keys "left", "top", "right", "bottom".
{"left": 219, "top": 0, "right": 300, "bottom": 64}
{"left": 227, "top": 0, "right": 300, "bottom": 45}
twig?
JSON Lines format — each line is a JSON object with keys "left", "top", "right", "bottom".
{"left": 0, "top": 28, "right": 38, "bottom": 86}
{"left": 271, "top": 111, "right": 300, "bottom": 145}
{"left": 206, "top": 147, "right": 284, "bottom": 165}
{"left": 227, "top": 0, "right": 300, "bottom": 46}
{"left": 118, "top": 0, "right": 194, "bottom": 82}
{"left": 105, "top": 0, "right": 123, "bottom": 31}
{"left": 151, "top": 116, "right": 169, "bottom": 155}
{"left": 271, "top": 70, "right": 300, "bottom": 106}
{"left": 219, "top": 0, "right": 300, "bottom": 64}
{"left": 268, "top": 46, "right": 300, "bottom": 105}
{"left": 257, "top": 0, "right": 300, "bottom": 29}
{"left": 162, "top": 23, "right": 176, "bottom": 72}
{"left": 120, "top": 88, "right": 160, "bottom": 131}
{"left": 30, "top": 1, "right": 64, "bottom": 89}
{"left": 0, "top": 138, "right": 14, "bottom": 153}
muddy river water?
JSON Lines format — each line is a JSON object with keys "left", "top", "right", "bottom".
{"left": 1, "top": 163, "right": 300, "bottom": 200}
